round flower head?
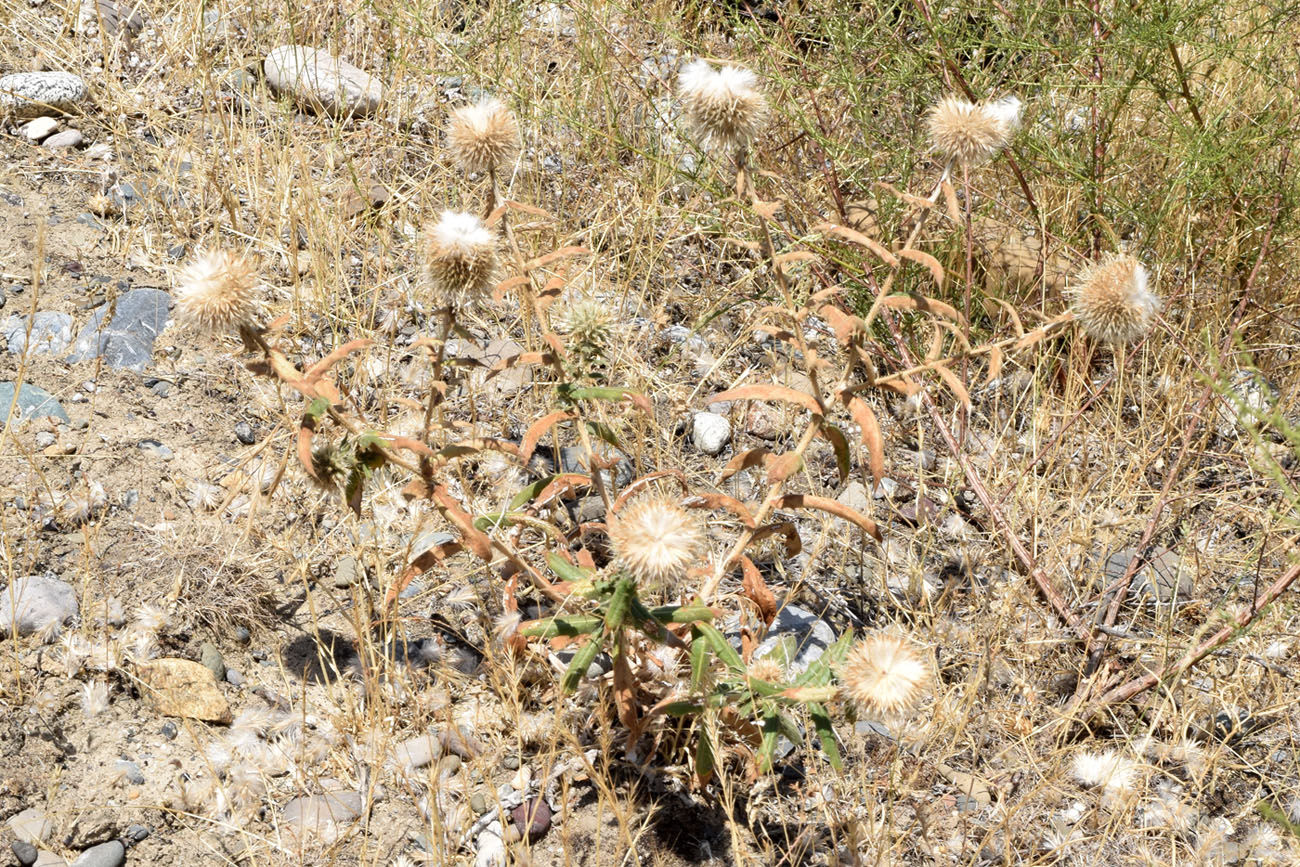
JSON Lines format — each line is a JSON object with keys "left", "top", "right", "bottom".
{"left": 678, "top": 59, "right": 768, "bottom": 152}
{"left": 926, "top": 95, "right": 1021, "bottom": 165}
{"left": 1069, "top": 254, "right": 1159, "bottom": 344}
{"left": 839, "top": 630, "right": 930, "bottom": 716}
{"left": 447, "top": 98, "right": 519, "bottom": 175}
{"left": 173, "top": 249, "right": 262, "bottom": 334}
{"left": 608, "top": 497, "right": 705, "bottom": 589}
{"left": 421, "top": 211, "right": 498, "bottom": 306}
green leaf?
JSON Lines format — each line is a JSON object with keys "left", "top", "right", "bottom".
{"left": 585, "top": 420, "right": 622, "bottom": 449}
{"left": 546, "top": 552, "right": 595, "bottom": 584}
{"left": 561, "top": 634, "right": 605, "bottom": 693}
{"left": 509, "top": 476, "right": 558, "bottom": 510}
{"left": 473, "top": 512, "right": 511, "bottom": 531}
{"left": 520, "top": 615, "right": 604, "bottom": 639}
{"left": 794, "top": 631, "right": 856, "bottom": 687}
{"left": 604, "top": 577, "right": 636, "bottom": 631}
{"left": 306, "top": 396, "right": 331, "bottom": 418}
{"left": 695, "top": 720, "right": 717, "bottom": 784}
{"left": 662, "top": 700, "right": 705, "bottom": 716}
{"left": 690, "top": 632, "right": 710, "bottom": 689}
{"left": 693, "top": 622, "right": 745, "bottom": 672}
{"left": 809, "top": 703, "right": 843, "bottom": 770}
{"left": 355, "top": 431, "right": 391, "bottom": 451}
{"left": 649, "top": 604, "right": 715, "bottom": 624}
{"left": 758, "top": 709, "right": 781, "bottom": 773}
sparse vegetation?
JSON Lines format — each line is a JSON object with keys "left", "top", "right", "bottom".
{"left": 2, "top": 1, "right": 1300, "bottom": 866}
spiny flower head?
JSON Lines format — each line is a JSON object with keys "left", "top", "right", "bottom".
{"left": 174, "top": 248, "right": 263, "bottom": 334}
{"left": 926, "top": 95, "right": 1021, "bottom": 165}
{"left": 560, "top": 297, "right": 614, "bottom": 377}
{"left": 678, "top": 59, "right": 768, "bottom": 152}
{"left": 747, "top": 657, "right": 786, "bottom": 684}
{"left": 839, "top": 630, "right": 930, "bottom": 716}
{"left": 1069, "top": 254, "right": 1159, "bottom": 344}
{"left": 310, "top": 443, "right": 352, "bottom": 491}
{"left": 421, "top": 211, "right": 498, "bottom": 307}
{"left": 447, "top": 98, "right": 519, "bottom": 175}
{"left": 608, "top": 497, "right": 705, "bottom": 589}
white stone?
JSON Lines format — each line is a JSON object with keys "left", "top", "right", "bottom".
{"left": 263, "top": 45, "right": 383, "bottom": 118}
{"left": 474, "top": 830, "right": 507, "bottom": 867}
{"left": 20, "top": 116, "right": 58, "bottom": 142}
{"left": 0, "top": 575, "right": 78, "bottom": 639}
{"left": 692, "top": 411, "right": 731, "bottom": 456}
{"left": 7, "top": 807, "right": 52, "bottom": 845}
{"left": 43, "top": 129, "right": 84, "bottom": 149}
{"left": 0, "top": 72, "right": 89, "bottom": 120}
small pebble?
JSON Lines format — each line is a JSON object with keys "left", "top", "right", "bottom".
{"left": 69, "top": 840, "right": 124, "bottom": 867}
{"left": 234, "top": 421, "right": 255, "bottom": 444}
{"left": 43, "top": 130, "right": 84, "bottom": 150}
{"left": 225, "top": 668, "right": 243, "bottom": 686}
{"left": 161, "top": 721, "right": 177, "bottom": 740}
{"left": 502, "top": 754, "right": 520, "bottom": 770}
{"left": 511, "top": 797, "right": 552, "bottom": 843}
{"left": 232, "top": 626, "right": 251, "bottom": 644}
{"left": 470, "top": 792, "right": 487, "bottom": 815}
{"left": 200, "top": 641, "right": 225, "bottom": 682}
{"left": 122, "top": 824, "right": 150, "bottom": 844}
{"left": 12, "top": 840, "right": 37, "bottom": 866}
{"left": 138, "top": 439, "right": 173, "bottom": 461}
{"left": 114, "top": 760, "right": 144, "bottom": 786}
{"left": 437, "top": 754, "right": 461, "bottom": 777}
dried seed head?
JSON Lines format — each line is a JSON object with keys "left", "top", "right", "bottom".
{"left": 608, "top": 498, "right": 705, "bottom": 589}
{"left": 1069, "top": 254, "right": 1159, "bottom": 344}
{"left": 447, "top": 98, "right": 519, "bottom": 175}
{"left": 1071, "top": 749, "right": 1139, "bottom": 792}
{"left": 926, "top": 95, "right": 1020, "bottom": 165}
{"left": 678, "top": 59, "right": 768, "bottom": 152}
{"left": 839, "top": 630, "right": 930, "bottom": 716}
{"left": 81, "top": 680, "right": 110, "bottom": 717}
{"left": 174, "top": 249, "right": 263, "bottom": 334}
{"left": 560, "top": 299, "right": 614, "bottom": 351}
{"left": 310, "top": 443, "right": 351, "bottom": 491}
{"left": 420, "top": 211, "right": 498, "bottom": 307}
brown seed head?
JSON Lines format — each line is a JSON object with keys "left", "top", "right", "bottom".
{"left": 608, "top": 498, "right": 705, "bottom": 589}
{"left": 678, "top": 59, "right": 768, "bottom": 152}
{"left": 173, "top": 248, "right": 262, "bottom": 334}
{"left": 1069, "top": 254, "right": 1159, "bottom": 344}
{"left": 839, "top": 631, "right": 930, "bottom": 716}
{"left": 926, "top": 95, "right": 1020, "bottom": 165}
{"left": 447, "top": 98, "right": 519, "bottom": 175}
{"left": 420, "top": 211, "right": 498, "bottom": 307}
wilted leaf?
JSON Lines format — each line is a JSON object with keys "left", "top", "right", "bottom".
{"left": 720, "top": 447, "right": 773, "bottom": 482}
{"left": 841, "top": 396, "right": 885, "bottom": 487}
{"left": 819, "top": 222, "right": 899, "bottom": 266}
{"left": 711, "top": 384, "right": 821, "bottom": 416}
{"left": 766, "top": 451, "right": 804, "bottom": 485}
{"left": 740, "top": 556, "right": 778, "bottom": 625}
{"left": 898, "top": 249, "right": 945, "bottom": 288}
{"left": 776, "top": 494, "right": 881, "bottom": 541}
{"left": 522, "top": 411, "right": 576, "bottom": 463}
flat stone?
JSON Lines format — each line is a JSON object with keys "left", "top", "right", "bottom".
{"left": 66, "top": 288, "right": 171, "bottom": 371}
{"left": 0, "top": 575, "right": 78, "bottom": 638}
{"left": 263, "top": 45, "right": 383, "bottom": 118}
{"left": 1101, "top": 547, "right": 1195, "bottom": 612}
{"left": 394, "top": 732, "right": 442, "bottom": 769}
{"left": 33, "top": 853, "right": 66, "bottom": 867}
{"left": 752, "top": 602, "right": 836, "bottom": 677}
{"left": 692, "top": 411, "right": 731, "bottom": 456}
{"left": 13, "top": 840, "right": 38, "bottom": 867}
{"left": 0, "top": 383, "right": 68, "bottom": 423}
{"left": 0, "top": 72, "right": 89, "bottom": 120}
{"left": 69, "top": 841, "right": 124, "bottom": 867}
{"left": 8, "top": 808, "right": 53, "bottom": 845}
{"left": 43, "top": 130, "right": 85, "bottom": 150}
{"left": 4, "top": 312, "right": 74, "bottom": 355}
{"left": 61, "top": 810, "right": 118, "bottom": 849}
{"left": 836, "top": 481, "right": 871, "bottom": 514}
{"left": 281, "top": 791, "right": 365, "bottom": 845}
{"left": 558, "top": 444, "right": 634, "bottom": 489}
{"left": 77, "top": 0, "right": 147, "bottom": 38}
{"left": 20, "top": 117, "right": 58, "bottom": 142}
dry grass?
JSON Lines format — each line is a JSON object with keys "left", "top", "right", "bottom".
{"left": 1, "top": 1, "right": 1300, "bottom": 865}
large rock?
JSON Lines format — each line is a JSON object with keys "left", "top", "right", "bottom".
{"left": 0, "top": 382, "right": 68, "bottom": 423}
{"left": 263, "top": 46, "right": 383, "bottom": 118}
{"left": 67, "top": 288, "right": 170, "bottom": 371}
{"left": 0, "top": 575, "right": 78, "bottom": 639}
{"left": 4, "top": 312, "right": 74, "bottom": 356}
{"left": 0, "top": 72, "right": 89, "bottom": 120}
{"left": 281, "top": 791, "right": 365, "bottom": 845}
{"left": 137, "top": 658, "right": 232, "bottom": 723}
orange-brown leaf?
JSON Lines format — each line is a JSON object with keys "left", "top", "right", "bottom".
{"left": 485, "top": 351, "right": 551, "bottom": 382}
{"left": 776, "top": 494, "right": 881, "bottom": 541}
{"left": 522, "top": 411, "right": 576, "bottom": 463}
{"left": 297, "top": 414, "right": 320, "bottom": 481}
{"left": 875, "top": 180, "right": 937, "bottom": 210}
{"left": 985, "top": 345, "right": 1005, "bottom": 386}
{"left": 748, "top": 522, "right": 802, "bottom": 557}
{"left": 431, "top": 485, "right": 493, "bottom": 561}
{"left": 766, "top": 451, "right": 804, "bottom": 485}
{"left": 941, "top": 179, "right": 962, "bottom": 224}
{"left": 842, "top": 396, "right": 886, "bottom": 487}
{"left": 819, "top": 305, "right": 865, "bottom": 346}
{"left": 739, "top": 556, "right": 778, "bottom": 625}
{"left": 304, "top": 339, "right": 374, "bottom": 384}
{"left": 711, "top": 384, "right": 821, "bottom": 416}
{"left": 880, "top": 293, "right": 964, "bottom": 325}
{"left": 524, "top": 245, "right": 589, "bottom": 272}
{"left": 898, "top": 249, "right": 945, "bottom": 288}
{"left": 385, "top": 540, "right": 464, "bottom": 608}
{"left": 720, "top": 447, "right": 773, "bottom": 482}
{"left": 612, "top": 646, "right": 640, "bottom": 738}
{"left": 682, "top": 493, "right": 757, "bottom": 528}
{"left": 931, "top": 363, "right": 973, "bottom": 410}
{"left": 819, "top": 222, "right": 899, "bottom": 267}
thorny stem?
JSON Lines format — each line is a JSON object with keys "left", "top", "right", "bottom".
{"left": 421, "top": 306, "right": 455, "bottom": 444}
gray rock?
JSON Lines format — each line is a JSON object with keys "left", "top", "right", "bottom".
{"left": 62, "top": 811, "right": 117, "bottom": 849}
{"left": 752, "top": 603, "right": 836, "bottom": 677}
{"left": 837, "top": 481, "right": 871, "bottom": 514}
{"left": 0, "top": 72, "right": 89, "bottom": 120}
{"left": 395, "top": 732, "right": 443, "bottom": 769}
{"left": 281, "top": 791, "right": 365, "bottom": 845}
{"left": 332, "top": 555, "right": 365, "bottom": 588}
{"left": 1100, "top": 547, "right": 1194, "bottom": 612}
{"left": 225, "top": 668, "right": 243, "bottom": 686}
{"left": 114, "top": 759, "right": 145, "bottom": 785}
{"left": 69, "top": 841, "right": 124, "bottom": 867}
{"left": 474, "top": 830, "right": 506, "bottom": 867}
{"left": 8, "top": 808, "right": 52, "bottom": 845}
{"left": 137, "top": 439, "right": 172, "bottom": 461}
{"left": 77, "top": 0, "right": 147, "bottom": 38}
{"left": 692, "top": 412, "right": 731, "bottom": 456}
{"left": 0, "top": 575, "right": 78, "bottom": 638}
{"left": 263, "top": 45, "right": 383, "bottom": 118}
{"left": 43, "top": 130, "right": 85, "bottom": 150}
{"left": 34, "top": 431, "right": 56, "bottom": 449}
{"left": 122, "top": 824, "right": 150, "bottom": 844}
{"left": 200, "top": 641, "right": 225, "bottom": 682}
{"left": 20, "top": 117, "right": 58, "bottom": 142}
{"left": 33, "top": 852, "right": 65, "bottom": 867}
{"left": 558, "top": 444, "right": 634, "bottom": 489}
{"left": 12, "top": 840, "right": 38, "bottom": 866}
{"left": 5, "top": 312, "right": 74, "bottom": 355}
{"left": 233, "top": 420, "right": 255, "bottom": 444}
{"left": 66, "top": 288, "right": 171, "bottom": 371}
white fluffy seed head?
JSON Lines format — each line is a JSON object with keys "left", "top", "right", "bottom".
{"left": 1071, "top": 749, "right": 1139, "bottom": 792}
{"left": 926, "top": 95, "right": 1021, "bottom": 165}
{"left": 1069, "top": 254, "right": 1159, "bottom": 344}
{"left": 420, "top": 211, "right": 498, "bottom": 307}
{"left": 608, "top": 497, "right": 706, "bottom": 590}
{"left": 839, "top": 630, "right": 930, "bottom": 716}
{"left": 447, "top": 98, "right": 519, "bottom": 175}
{"left": 678, "top": 59, "right": 768, "bottom": 152}
{"left": 174, "top": 249, "right": 263, "bottom": 334}
{"left": 81, "top": 680, "right": 110, "bottom": 717}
